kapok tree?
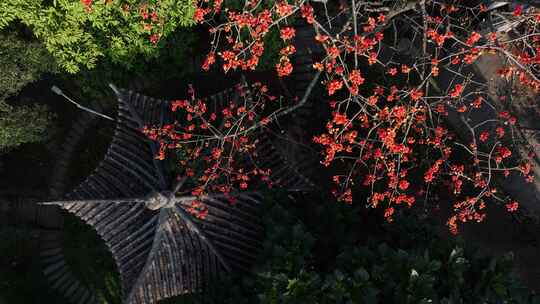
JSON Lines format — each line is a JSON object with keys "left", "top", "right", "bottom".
{"left": 143, "top": 81, "right": 286, "bottom": 217}
{"left": 153, "top": 0, "right": 539, "bottom": 233}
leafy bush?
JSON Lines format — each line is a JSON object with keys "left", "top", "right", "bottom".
{"left": 0, "top": 0, "right": 196, "bottom": 73}
{"left": 71, "top": 27, "right": 196, "bottom": 105}
{"left": 0, "top": 32, "right": 53, "bottom": 152}
{"left": 175, "top": 195, "right": 539, "bottom": 304}
{"left": 0, "top": 32, "right": 55, "bottom": 101}
{"left": 0, "top": 102, "right": 51, "bottom": 152}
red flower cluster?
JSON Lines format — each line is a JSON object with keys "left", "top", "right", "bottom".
{"left": 466, "top": 32, "right": 481, "bottom": 46}
{"left": 144, "top": 84, "right": 278, "bottom": 217}
{"left": 427, "top": 28, "right": 452, "bottom": 46}
{"left": 280, "top": 27, "right": 295, "bottom": 41}
{"left": 81, "top": 0, "right": 92, "bottom": 11}
{"left": 276, "top": 1, "right": 293, "bottom": 17}
{"left": 149, "top": 33, "right": 160, "bottom": 45}
{"left": 276, "top": 60, "right": 293, "bottom": 77}
{"left": 300, "top": 4, "right": 314, "bottom": 24}
{"left": 479, "top": 131, "right": 489, "bottom": 142}
{"left": 192, "top": 0, "right": 535, "bottom": 233}
{"left": 202, "top": 52, "right": 216, "bottom": 71}
{"left": 326, "top": 79, "right": 343, "bottom": 96}
{"left": 449, "top": 84, "right": 464, "bottom": 98}
{"left": 506, "top": 201, "right": 519, "bottom": 212}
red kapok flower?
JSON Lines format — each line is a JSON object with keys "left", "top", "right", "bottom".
{"left": 81, "top": 0, "right": 92, "bottom": 6}
{"left": 401, "top": 64, "right": 411, "bottom": 73}
{"left": 194, "top": 7, "right": 208, "bottom": 23}
{"left": 300, "top": 4, "right": 314, "bottom": 23}
{"left": 349, "top": 69, "right": 365, "bottom": 86}
{"left": 149, "top": 34, "right": 160, "bottom": 45}
{"left": 384, "top": 207, "right": 395, "bottom": 220}
{"left": 498, "top": 146, "right": 512, "bottom": 159}
{"left": 496, "top": 127, "right": 505, "bottom": 138}
{"left": 327, "top": 79, "right": 343, "bottom": 96}
{"left": 276, "top": 1, "right": 293, "bottom": 17}
{"left": 332, "top": 112, "right": 348, "bottom": 125}
{"left": 276, "top": 60, "right": 293, "bottom": 77}
{"left": 398, "top": 180, "right": 410, "bottom": 190}
{"left": 449, "top": 83, "right": 464, "bottom": 98}
{"left": 506, "top": 201, "right": 519, "bottom": 212}
{"left": 466, "top": 31, "right": 481, "bottom": 45}
{"left": 213, "top": 0, "right": 223, "bottom": 12}
{"left": 479, "top": 131, "right": 489, "bottom": 142}
{"left": 140, "top": 6, "right": 149, "bottom": 19}
{"left": 410, "top": 89, "right": 424, "bottom": 101}
{"left": 514, "top": 4, "right": 523, "bottom": 17}
{"left": 280, "top": 27, "right": 296, "bottom": 41}
{"left": 202, "top": 52, "right": 216, "bottom": 71}
{"left": 81, "top": 0, "right": 93, "bottom": 11}
{"left": 447, "top": 215, "right": 458, "bottom": 234}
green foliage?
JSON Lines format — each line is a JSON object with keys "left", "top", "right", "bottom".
{"left": 0, "top": 32, "right": 53, "bottom": 152}
{"left": 0, "top": 0, "right": 196, "bottom": 73}
{"left": 0, "top": 101, "right": 51, "bottom": 152}
{"left": 71, "top": 28, "right": 196, "bottom": 104}
{"left": 168, "top": 195, "right": 539, "bottom": 304}
{"left": 330, "top": 244, "right": 525, "bottom": 304}
{"left": 257, "top": 27, "right": 284, "bottom": 71}
{"left": 0, "top": 32, "right": 56, "bottom": 100}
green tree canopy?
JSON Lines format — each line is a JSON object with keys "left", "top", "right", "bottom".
{"left": 0, "top": 0, "right": 196, "bottom": 73}
{"left": 0, "top": 32, "right": 55, "bottom": 100}
{"left": 0, "top": 32, "right": 53, "bottom": 151}
{"left": 0, "top": 102, "right": 50, "bottom": 152}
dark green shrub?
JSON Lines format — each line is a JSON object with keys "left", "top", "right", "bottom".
{"left": 0, "top": 32, "right": 56, "bottom": 100}
{"left": 0, "top": 102, "right": 51, "bottom": 152}
{"left": 0, "top": 32, "right": 53, "bottom": 152}
{"left": 189, "top": 197, "right": 540, "bottom": 304}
